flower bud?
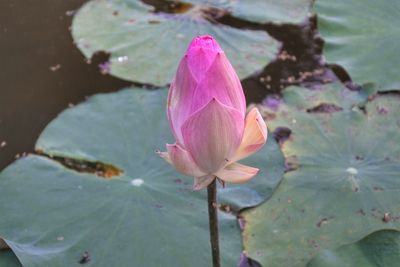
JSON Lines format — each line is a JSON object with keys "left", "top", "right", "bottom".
{"left": 158, "top": 35, "right": 268, "bottom": 191}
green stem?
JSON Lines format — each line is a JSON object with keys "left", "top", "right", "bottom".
{"left": 207, "top": 179, "right": 220, "bottom": 267}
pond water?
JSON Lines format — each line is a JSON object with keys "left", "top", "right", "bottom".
{"left": 0, "top": 0, "right": 131, "bottom": 170}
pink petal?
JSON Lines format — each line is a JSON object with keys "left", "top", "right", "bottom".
{"left": 167, "top": 60, "right": 198, "bottom": 145}
{"left": 181, "top": 98, "right": 244, "bottom": 174}
{"left": 157, "top": 144, "right": 205, "bottom": 177}
{"left": 193, "top": 174, "right": 215, "bottom": 191}
{"left": 231, "top": 108, "right": 268, "bottom": 162}
{"left": 168, "top": 36, "right": 222, "bottom": 145}
{"left": 215, "top": 162, "right": 259, "bottom": 184}
{"left": 192, "top": 52, "right": 246, "bottom": 116}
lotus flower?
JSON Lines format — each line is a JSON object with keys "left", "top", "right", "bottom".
{"left": 158, "top": 35, "right": 267, "bottom": 191}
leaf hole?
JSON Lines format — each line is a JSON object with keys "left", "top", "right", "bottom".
{"left": 329, "top": 64, "right": 352, "bottom": 84}
{"left": 306, "top": 103, "right": 343, "bottom": 113}
{"left": 273, "top": 127, "right": 291, "bottom": 144}
{"left": 79, "top": 251, "right": 91, "bottom": 264}
{"left": 316, "top": 218, "right": 329, "bottom": 228}
{"left": 143, "top": 0, "right": 194, "bottom": 14}
{"left": 284, "top": 156, "right": 299, "bottom": 173}
{"left": 36, "top": 151, "right": 123, "bottom": 179}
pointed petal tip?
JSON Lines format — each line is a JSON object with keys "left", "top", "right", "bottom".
{"left": 193, "top": 175, "right": 215, "bottom": 191}
{"left": 166, "top": 143, "right": 205, "bottom": 177}
{"left": 253, "top": 168, "right": 260, "bottom": 175}
{"left": 155, "top": 148, "right": 162, "bottom": 155}
{"left": 188, "top": 35, "right": 222, "bottom": 53}
{"left": 156, "top": 149, "right": 172, "bottom": 164}
{"left": 252, "top": 107, "right": 268, "bottom": 140}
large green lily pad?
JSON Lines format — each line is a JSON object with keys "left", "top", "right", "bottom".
{"left": 185, "top": 0, "right": 313, "bottom": 24}
{"left": 242, "top": 93, "right": 400, "bottom": 267}
{"left": 0, "top": 87, "right": 284, "bottom": 266}
{"left": 308, "top": 230, "right": 400, "bottom": 267}
{"left": 72, "top": 0, "right": 280, "bottom": 85}
{"left": 314, "top": 0, "right": 400, "bottom": 92}
{"left": 0, "top": 155, "right": 240, "bottom": 267}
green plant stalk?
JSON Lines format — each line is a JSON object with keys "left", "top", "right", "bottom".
{"left": 207, "top": 179, "right": 220, "bottom": 267}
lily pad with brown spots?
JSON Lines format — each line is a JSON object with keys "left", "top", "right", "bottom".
{"left": 242, "top": 92, "right": 400, "bottom": 267}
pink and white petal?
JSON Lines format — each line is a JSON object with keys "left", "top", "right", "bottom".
{"left": 215, "top": 162, "right": 259, "bottom": 184}
{"left": 192, "top": 52, "right": 246, "bottom": 116}
{"left": 167, "top": 58, "right": 198, "bottom": 145}
{"left": 181, "top": 98, "right": 244, "bottom": 174}
{"left": 166, "top": 144, "right": 205, "bottom": 177}
{"left": 193, "top": 174, "right": 215, "bottom": 191}
{"left": 231, "top": 108, "right": 268, "bottom": 162}
{"left": 186, "top": 49, "right": 218, "bottom": 83}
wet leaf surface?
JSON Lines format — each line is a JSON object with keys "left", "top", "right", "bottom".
{"left": 0, "top": 87, "right": 284, "bottom": 266}
{"left": 308, "top": 230, "right": 400, "bottom": 267}
{"left": 72, "top": 0, "right": 280, "bottom": 85}
{"left": 314, "top": 0, "right": 400, "bottom": 92}
{"left": 242, "top": 89, "right": 400, "bottom": 267}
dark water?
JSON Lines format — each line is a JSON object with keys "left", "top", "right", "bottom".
{"left": 0, "top": 1, "right": 334, "bottom": 171}
{"left": 0, "top": 0, "right": 131, "bottom": 170}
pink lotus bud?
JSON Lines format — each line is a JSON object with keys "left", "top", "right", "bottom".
{"left": 158, "top": 35, "right": 268, "bottom": 191}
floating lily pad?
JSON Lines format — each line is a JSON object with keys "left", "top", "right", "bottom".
{"left": 72, "top": 0, "right": 280, "bottom": 85}
{"left": 314, "top": 0, "right": 400, "bottom": 91}
{"left": 308, "top": 230, "right": 400, "bottom": 267}
{"left": 0, "top": 156, "right": 240, "bottom": 267}
{"left": 264, "top": 83, "right": 369, "bottom": 134}
{"left": 242, "top": 94, "right": 400, "bottom": 267}
{"left": 185, "top": 0, "right": 313, "bottom": 24}
{"left": 282, "top": 83, "right": 369, "bottom": 111}
{"left": 0, "top": 250, "right": 21, "bottom": 267}
{"left": 0, "top": 87, "right": 284, "bottom": 266}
